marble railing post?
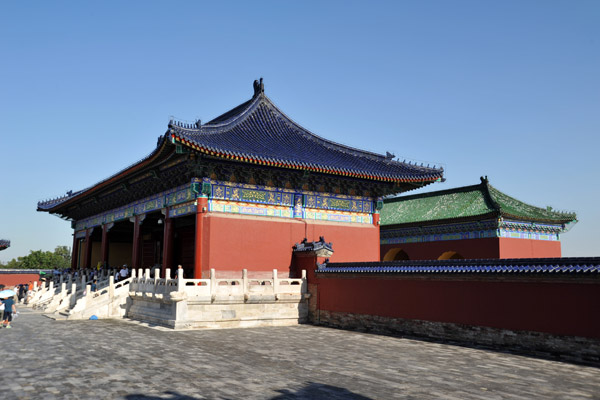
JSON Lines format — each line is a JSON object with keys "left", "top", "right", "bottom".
{"left": 144, "top": 268, "right": 150, "bottom": 279}
{"left": 131, "top": 269, "right": 136, "bottom": 279}
{"left": 165, "top": 268, "right": 171, "bottom": 280}
{"left": 70, "top": 282, "right": 77, "bottom": 307}
{"left": 177, "top": 270, "right": 184, "bottom": 291}
{"left": 242, "top": 269, "right": 248, "bottom": 294}
{"left": 273, "top": 269, "right": 279, "bottom": 294}
{"left": 210, "top": 268, "right": 216, "bottom": 297}
{"left": 154, "top": 268, "right": 160, "bottom": 283}
{"left": 109, "top": 276, "right": 114, "bottom": 302}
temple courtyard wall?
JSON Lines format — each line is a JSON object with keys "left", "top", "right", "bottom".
{"left": 308, "top": 271, "right": 600, "bottom": 364}
{"left": 381, "top": 237, "right": 562, "bottom": 261}
{"left": 0, "top": 270, "right": 44, "bottom": 287}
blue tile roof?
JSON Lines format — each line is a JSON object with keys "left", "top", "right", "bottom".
{"left": 317, "top": 257, "right": 600, "bottom": 274}
{"left": 37, "top": 82, "right": 444, "bottom": 213}
{"left": 169, "top": 90, "right": 444, "bottom": 183}
{"left": 0, "top": 239, "right": 10, "bottom": 250}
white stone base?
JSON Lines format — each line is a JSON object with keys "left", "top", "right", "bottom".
{"left": 127, "top": 296, "right": 308, "bottom": 330}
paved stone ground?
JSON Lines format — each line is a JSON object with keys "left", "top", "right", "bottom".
{"left": 0, "top": 309, "right": 599, "bottom": 399}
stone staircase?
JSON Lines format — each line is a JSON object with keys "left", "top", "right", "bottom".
{"left": 57, "top": 276, "right": 132, "bottom": 320}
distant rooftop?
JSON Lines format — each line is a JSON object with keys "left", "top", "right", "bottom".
{"left": 381, "top": 177, "right": 577, "bottom": 227}
{"left": 0, "top": 239, "right": 10, "bottom": 251}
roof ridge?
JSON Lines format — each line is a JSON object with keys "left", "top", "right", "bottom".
{"left": 479, "top": 176, "right": 502, "bottom": 215}
{"left": 202, "top": 95, "right": 262, "bottom": 128}
{"left": 261, "top": 95, "right": 390, "bottom": 162}
{"left": 384, "top": 182, "right": 484, "bottom": 204}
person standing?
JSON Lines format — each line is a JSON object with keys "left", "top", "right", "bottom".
{"left": 1, "top": 295, "right": 16, "bottom": 329}
{"left": 119, "top": 265, "right": 128, "bottom": 280}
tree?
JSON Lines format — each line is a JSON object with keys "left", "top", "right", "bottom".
{"left": 0, "top": 246, "right": 71, "bottom": 269}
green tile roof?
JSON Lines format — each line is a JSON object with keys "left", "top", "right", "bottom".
{"left": 381, "top": 177, "right": 577, "bottom": 227}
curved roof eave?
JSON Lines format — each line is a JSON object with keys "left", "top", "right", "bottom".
{"left": 38, "top": 134, "right": 173, "bottom": 213}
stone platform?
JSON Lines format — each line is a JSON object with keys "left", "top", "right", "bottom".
{"left": 1, "top": 309, "right": 599, "bottom": 399}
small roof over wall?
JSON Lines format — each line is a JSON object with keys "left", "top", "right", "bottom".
{"left": 317, "top": 257, "right": 600, "bottom": 275}
{"left": 380, "top": 177, "right": 577, "bottom": 228}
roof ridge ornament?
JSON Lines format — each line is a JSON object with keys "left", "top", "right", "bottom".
{"left": 253, "top": 77, "right": 264, "bottom": 98}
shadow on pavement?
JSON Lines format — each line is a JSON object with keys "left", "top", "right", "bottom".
{"left": 125, "top": 391, "right": 199, "bottom": 400}
{"left": 123, "top": 382, "right": 373, "bottom": 400}
{"left": 271, "top": 382, "right": 373, "bottom": 399}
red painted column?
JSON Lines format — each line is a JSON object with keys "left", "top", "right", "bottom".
{"left": 194, "top": 197, "right": 208, "bottom": 279}
{"left": 84, "top": 228, "right": 93, "bottom": 269}
{"left": 71, "top": 234, "right": 79, "bottom": 269}
{"left": 100, "top": 224, "right": 109, "bottom": 267}
{"left": 162, "top": 212, "right": 173, "bottom": 277}
{"left": 373, "top": 212, "right": 381, "bottom": 260}
{"left": 132, "top": 216, "right": 142, "bottom": 269}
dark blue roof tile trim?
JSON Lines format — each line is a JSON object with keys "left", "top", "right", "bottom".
{"left": 317, "top": 257, "right": 600, "bottom": 274}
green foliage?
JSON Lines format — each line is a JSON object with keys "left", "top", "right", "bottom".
{"left": 0, "top": 246, "right": 71, "bottom": 270}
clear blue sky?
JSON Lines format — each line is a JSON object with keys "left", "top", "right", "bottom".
{"left": 1, "top": 1, "right": 598, "bottom": 262}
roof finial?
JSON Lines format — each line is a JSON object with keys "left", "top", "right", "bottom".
{"left": 480, "top": 175, "right": 489, "bottom": 184}
{"left": 253, "top": 77, "right": 264, "bottom": 97}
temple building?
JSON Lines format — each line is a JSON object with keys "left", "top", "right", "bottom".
{"left": 380, "top": 177, "right": 577, "bottom": 261}
{"left": 38, "top": 80, "right": 443, "bottom": 278}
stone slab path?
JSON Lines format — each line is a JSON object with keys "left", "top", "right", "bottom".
{"left": 0, "top": 309, "right": 599, "bottom": 399}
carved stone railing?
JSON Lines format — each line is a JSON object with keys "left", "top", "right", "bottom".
{"left": 128, "top": 268, "right": 307, "bottom": 304}
{"left": 66, "top": 276, "right": 133, "bottom": 319}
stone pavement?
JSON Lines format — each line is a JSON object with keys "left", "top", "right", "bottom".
{"left": 0, "top": 309, "right": 599, "bottom": 399}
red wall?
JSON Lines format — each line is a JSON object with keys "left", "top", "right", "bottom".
{"left": 381, "top": 238, "right": 501, "bottom": 260}
{"left": 200, "top": 213, "right": 379, "bottom": 277}
{"left": 0, "top": 273, "right": 42, "bottom": 287}
{"left": 499, "top": 238, "right": 561, "bottom": 258}
{"left": 381, "top": 237, "right": 562, "bottom": 260}
{"left": 315, "top": 275, "right": 600, "bottom": 339}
